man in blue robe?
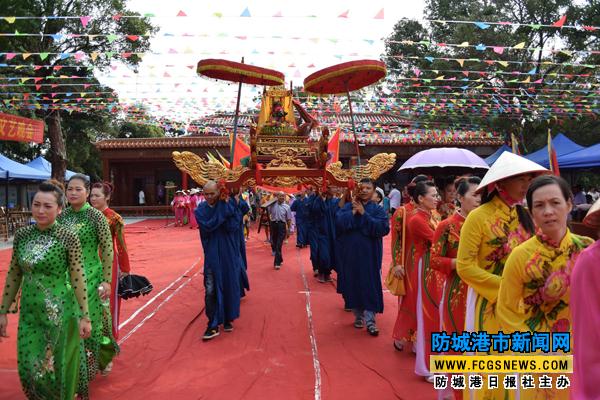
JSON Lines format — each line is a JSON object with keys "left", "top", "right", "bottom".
{"left": 196, "top": 181, "right": 243, "bottom": 341}
{"left": 304, "top": 187, "right": 320, "bottom": 276}
{"left": 307, "top": 187, "right": 339, "bottom": 282}
{"left": 230, "top": 190, "right": 250, "bottom": 296}
{"left": 290, "top": 191, "right": 308, "bottom": 248}
{"left": 336, "top": 178, "right": 389, "bottom": 336}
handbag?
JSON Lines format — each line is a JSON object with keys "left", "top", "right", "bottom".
{"left": 118, "top": 274, "right": 153, "bottom": 300}
{"left": 385, "top": 208, "right": 406, "bottom": 296}
{"left": 385, "top": 267, "right": 406, "bottom": 296}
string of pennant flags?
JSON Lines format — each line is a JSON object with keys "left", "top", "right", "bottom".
{"left": 0, "top": 10, "right": 597, "bottom": 31}
{"left": 2, "top": 53, "right": 600, "bottom": 71}
{"left": 386, "top": 39, "right": 600, "bottom": 57}
{"left": 1, "top": 8, "right": 599, "bottom": 130}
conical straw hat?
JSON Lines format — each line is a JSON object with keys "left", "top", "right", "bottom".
{"left": 476, "top": 151, "right": 549, "bottom": 193}
{"left": 584, "top": 199, "right": 600, "bottom": 229}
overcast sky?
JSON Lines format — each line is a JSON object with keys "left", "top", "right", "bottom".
{"left": 98, "top": 0, "right": 426, "bottom": 125}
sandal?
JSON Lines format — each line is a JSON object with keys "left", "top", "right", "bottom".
{"left": 367, "top": 325, "right": 379, "bottom": 337}
{"left": 100, "top": 361, "right": 113, "bottom": 376}
{"left": 354, "top": 319, "right": 365, "bottom": 329}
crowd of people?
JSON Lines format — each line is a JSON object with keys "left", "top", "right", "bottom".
{"left": 387, "top": 152, "right": 600, "bottom": 400}
{"left": 1, "top": 150, "right": 600, "bottom": 399}
{"left": 0, "top": 175, "right": 132, "bottom": 399}
{"left": 195, "top": 151, "right": 600, "bottom": 400}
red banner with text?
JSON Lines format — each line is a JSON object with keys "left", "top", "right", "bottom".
{"left": 0, "top": 113, "right": 44, "bottom": 143}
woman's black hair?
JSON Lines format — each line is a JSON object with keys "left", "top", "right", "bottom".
{"left": 67, "top": 173, "right": 90, "bottom": 190}
{"left": 481, "top": 185, "right": 536, "bottom": 236}
{"left": 37, "top": 179, "right": 65, "bottom": 206}
{"left": 526, "top": 175, "right": 572, "bottom": 211}
{"left": 412, "top": 181, "right": 436, "bottom": 204}
{"left": 456, "top": 176, "right": 482, "bottom": 197}
{"left": 407, "top": 174, "right": 430, "bottom": 199}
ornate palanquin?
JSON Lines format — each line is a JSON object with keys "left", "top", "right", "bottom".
{"left": 172, "top": 87, "right": 395, "bottom": 189}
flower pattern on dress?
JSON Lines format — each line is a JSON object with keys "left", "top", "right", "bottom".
{"left": 521, "top": 234, "right": 591, "bottom": 331}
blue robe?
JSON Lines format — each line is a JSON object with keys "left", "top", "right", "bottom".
{"left": 290, "top": 196, "right": 308, "bottom": 246}
{"left": 304, "top": 194, "right": 320, "bottom": 270}
{"left": 307, "top": 196, "right": 339, "bottom": 274}
{"left": 335, "top": 201, "right": 389, "bottom": 313}
{"left": 231, "top": 198, "right": 250, "bottom": 293}
{"left": 196, "top": 200, "right": 242, "bottom": 325}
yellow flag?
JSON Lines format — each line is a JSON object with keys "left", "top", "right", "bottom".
{"left": 22, "top": 53, "right": 31, "bottom": 60}
{"left": 91, "top": 52, "right": 99, "bottom": 61}
{"left": 513, "top": 42, "right": 526, "bottom": 49}
{"left": 497, "top": 61, "right": 509, "bottom": 68}
{"left": 458, "top": 41, "right": 469, "bottom": 47}
{"left": 456, "top": 59, "right": 465, "bottom": 67}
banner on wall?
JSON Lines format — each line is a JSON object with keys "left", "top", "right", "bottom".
{"left": 0, "top": 113, "right": 45, "bottom": 143}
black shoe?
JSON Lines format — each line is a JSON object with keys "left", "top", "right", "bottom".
{"left": 317, "top": 273, "right": 326, "bottom": 283}
{"left": 224, "top": 322, "right": 233, "bottom": 332}
{"left": 202, "top": 327, "right": 220, "bottom": 341}
{"left": 324, "top": 274, "right": 333, "bottom": 282}
{"left": 367, "top": 325, "right": 379, "bottom": 337}
{"left": 354, "top": 318, "right": 365, "bottom": 329}
{"left": 313, "top": 270, "right": 318, "bottom": 277}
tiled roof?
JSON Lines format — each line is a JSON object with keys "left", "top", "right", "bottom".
{"left": 188, "top": 112, "right": 412, "bottom": 130}
{"left": 95, "top": 136, "right": 229, "bottom": 150}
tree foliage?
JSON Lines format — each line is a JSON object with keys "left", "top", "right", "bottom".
{"left": 0, "top": 0, "right": 159, "bottom": 180}
{"left": 382, "top": 0, "right": 600, "bottom": 151}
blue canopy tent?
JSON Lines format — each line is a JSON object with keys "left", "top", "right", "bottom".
{"left": 557, "top": 142, "right": 600, "bottom": 169}
{"left": 524, "top": 133, "right": 585, "bottom": 168}
{"left": 26, "top": 156, "right": 79, "bottom": 180}
{"left": 0, "top": 154, "right": 50, "bottom": 180}
{"left": 0, "top": 153, "right": 50, "bottom": 208}
{"left": 484, "top": 144, "right": 511, "bottom": 166}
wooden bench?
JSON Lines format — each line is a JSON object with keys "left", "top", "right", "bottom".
{"left": 111, "top": 206, "right": 172, "bottom": 217}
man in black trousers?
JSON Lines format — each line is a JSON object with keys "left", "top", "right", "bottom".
{"left": 267, "top": 191, "right": 292, "bottom": 270}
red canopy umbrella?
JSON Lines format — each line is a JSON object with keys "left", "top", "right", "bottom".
{"left": 197, "top": 58, "right": 285, "bottom": 164}
{"left": 304, "top": 60, "right": 386, "bottom": 165}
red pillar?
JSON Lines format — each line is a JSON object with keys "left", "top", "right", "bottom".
{"left": 182, "top": 171, "right": 188, "bottom": 190}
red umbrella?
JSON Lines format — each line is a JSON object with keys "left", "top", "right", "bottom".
{"left": 197, "top": 59, "right": 285, "bottom": 86}
{"left": 304, "top": 60, "right": 386, "bottom": 165}
{"left": 197, "top": 58, "right": 285, "bottom": 164}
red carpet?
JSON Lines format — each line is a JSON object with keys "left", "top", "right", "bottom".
{"left": 0, "top": 219, "right": 435, "bottom": 400}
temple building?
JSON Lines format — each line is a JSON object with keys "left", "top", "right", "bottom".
{"left": 95, "top": 112, "right": 503, "bottom": 206}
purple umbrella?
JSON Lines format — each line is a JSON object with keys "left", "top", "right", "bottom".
{"left": 398, "top": 148, "right": 489, "bottom": 171}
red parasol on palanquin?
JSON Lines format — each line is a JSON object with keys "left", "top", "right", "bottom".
{"left": 197, "top": 58, "right": 285, "bottom": 164}
{"left": 303, "top": 59, "right": 386, "bottom": 166}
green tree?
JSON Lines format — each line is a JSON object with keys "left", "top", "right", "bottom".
{"left": 0, "top": 0, "right": 157, "bottom": 180}
{"left": 382, "top": 0, "right": 600, "bottom": 150}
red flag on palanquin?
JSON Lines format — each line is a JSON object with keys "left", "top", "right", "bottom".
{"left": 548, "top": 130, "right": 560, "bottom": 176}
{"left": 230, "top": 135, "right": 251, "bottom": 168}
{"left": 326, "top": 127, "right": 341, "bottom": 166}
